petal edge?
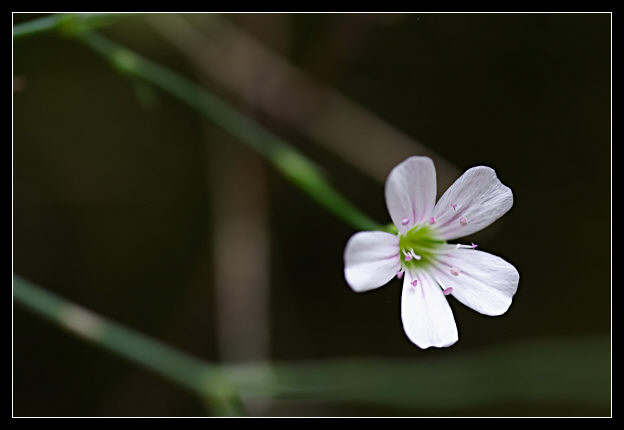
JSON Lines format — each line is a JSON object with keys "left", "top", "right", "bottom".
{"left": 344, "top": 231, "right": 401, "bottom": 292}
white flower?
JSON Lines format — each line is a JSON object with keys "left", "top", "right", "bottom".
{"left": 343, "top": 156, "right": 519, "bottom": 349}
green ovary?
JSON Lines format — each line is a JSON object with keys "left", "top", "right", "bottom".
{"left": 398, "top": 224, "right": 446, "bottom": 270}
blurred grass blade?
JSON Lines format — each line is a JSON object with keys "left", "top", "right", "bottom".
{"left": 13, "top": 275, "right": 243, "bottom": 416}
{"left": 77, "top": 30, "right": 384, "bottom": 232}
{"left": 230, "top": 336, "right": 610, "bottom": 414}
{"left": 14, "top": 275, "right": 610, "bottom": 415}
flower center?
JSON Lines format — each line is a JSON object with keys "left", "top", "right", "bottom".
{"left": 398, "top": 224, "right": 445, "bottom": 270}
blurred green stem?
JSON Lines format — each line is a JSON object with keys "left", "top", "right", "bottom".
{"left": 13, "top": 275, "right": 244, "bottom": 416}
{"left": 14, "top": 273, "right": 610, "bottom": 415}
{"left": 76, "top": 29, "right": 384, "bottom": 232}
{"left": 14, "top": 14, "right": 386, "bottom": 232}
{"left": 12, "top": 13, "right": 131, "bottom": 39}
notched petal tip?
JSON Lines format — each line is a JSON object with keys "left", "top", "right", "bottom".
{"left": 409, "top": 333, "right": 459, "bottom": 349}
{"left": 470, "top": 165, "right": 514, "bottom": 208}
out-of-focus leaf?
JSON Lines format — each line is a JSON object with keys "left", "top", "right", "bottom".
{"left": 229, "top": 336, "right": 610, "bottom": 413}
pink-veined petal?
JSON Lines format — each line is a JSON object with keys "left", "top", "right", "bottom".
{"left": 401, "top": 269, "right": 458, "bottom": 349}
{"left": 344, "top": 231, "right": 401, "bottom": 292}
{"left": 432, "top": 247, "right": 519, "bottom": 316}
{"left": 385, "top": 156, "right": 437, "bottom": 234}
{"left": 432, "top": 166, "right": 513, "bottom": 240}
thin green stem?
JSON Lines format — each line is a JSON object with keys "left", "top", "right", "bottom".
{"left": 76, "top": 30, "right": 385, "bottom": 232}
{"left": 13, "top": 13, "right": 132, "bottom": 39}
{"left": 13, "top": 14, "right": 66, "bottom": 39}
{"left": 13, "top": 275, "right": 244, "bottom": 416}
{"left": 14, "top": 15, "right": 387, "bottom": 232}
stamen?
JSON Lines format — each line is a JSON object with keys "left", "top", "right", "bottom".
{"left": 450, "top": 267, "right": 460, "bottom": 276}
{"left": 471, "top": 242, "right": 478, "bottom": 249}
{"left": 411, "top": 279, "right": 418, "bottom": 287}
{"left": 405, "top": 253, "right": 413, "bottom": 261}
{"left": 451, "top": 203, "right": 457, "bottom": 211}
{"left": 409, "top": 249, "right": 422, "bottom": 260}
{"left": 397, "top": 270, "right": 404, "bottom": 280}
{"left": 401, "top": 217, "right": 410, "bottom": 226}
{"left": 429, "top": 217, "right": 436, "bottom": 224}
{"left": 459, "top": 216, "right": 468, "bottom": 226}
{"left": 437, "top": 277, "right": 453, "bottom": 296}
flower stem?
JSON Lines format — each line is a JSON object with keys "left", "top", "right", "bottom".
{"left": 75, "top": 29, "right": 385, "bottom": 232}
{"left": 12, "top": 13, "right": 132, "bottom": 39}
{"left": 14, "top": 14, "right": 388, "bottom": 232}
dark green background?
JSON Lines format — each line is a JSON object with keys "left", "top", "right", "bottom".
{"left": 13, "top": 13, "right": 611, "bottom": 416}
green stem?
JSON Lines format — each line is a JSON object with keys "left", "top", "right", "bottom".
{"left": 13, "top": 275, "right": 243, "bottom": 416}
{"left": 12, "top": 13, "right": 132, "bottom": 39}
{"left": 13, "top": 14, "right": 66, "bottom": 39}
{"left": 77, "top": 30, "right": 385, "bottom": 232}
{"left": 14, "top": 15, "right": 386, "bottom": 232}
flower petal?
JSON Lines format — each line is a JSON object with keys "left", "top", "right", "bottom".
{"left": 432, "top": 166, "right": 513, "bottom": 240}
{"left": 432, "top": 248, "right": 519, "bottom": 316}
{"left": 401, "top": 269, "right": 458, "bottom": 349}
{"left": 385, "top": 156, "right": 437, "bottom": 234}
{"left": 344, "top": 231, "right": 401, "bottom": 292}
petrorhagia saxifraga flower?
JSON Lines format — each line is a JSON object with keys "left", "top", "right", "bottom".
{"left": 343, "top": 156, "right": 519, "bottom": 349}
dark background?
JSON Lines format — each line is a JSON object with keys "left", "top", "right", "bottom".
{"left": 13, "top": 13, "right": 611, "bottom": 416}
